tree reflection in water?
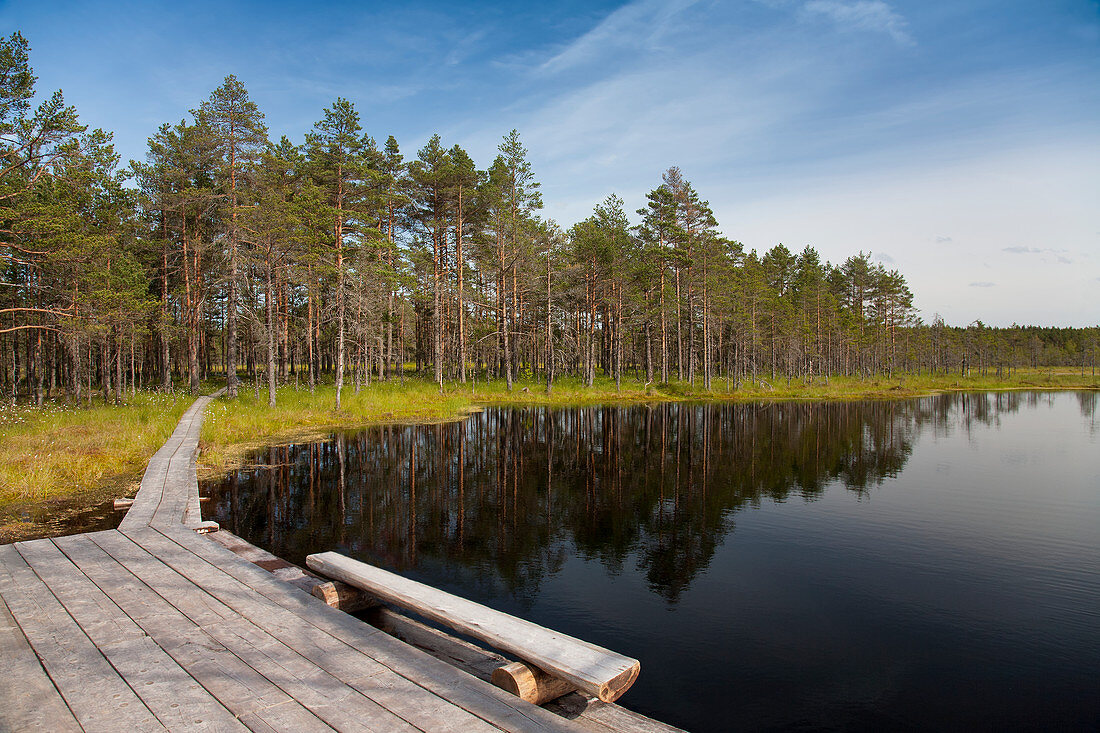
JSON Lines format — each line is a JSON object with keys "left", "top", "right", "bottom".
{"left": 204, "top": 393, "right": 1026, "bottom": 605}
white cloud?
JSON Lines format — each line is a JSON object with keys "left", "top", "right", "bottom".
{"left": 969, "top": 282, "right": 996, "bottom": 288}
{"left": 801, "top": 1, "right": 914, "bottom": 46}
{"left": 721, "top": 137, "right": 1100, "bottom": 326}
{"left": 538, "top": 0, "right": 701, "bottom": 75}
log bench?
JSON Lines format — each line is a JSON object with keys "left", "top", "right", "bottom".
{"left": 305, "top": 551, "right": 641, "bottom": 704}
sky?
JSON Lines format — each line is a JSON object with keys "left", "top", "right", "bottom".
{"left": 3, "top": 0, "right": 1098, "bottom": 326}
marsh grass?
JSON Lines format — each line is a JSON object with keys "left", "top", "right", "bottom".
{"left": 3, "top": 367, "right": 1094, "bottom": 543}
{"left": 198, "top": 367, "right": 1098, "bottom": 478}
{"left": 0, "top": 392, "right": 193, "bottom": 540}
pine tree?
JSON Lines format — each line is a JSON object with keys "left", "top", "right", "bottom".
{"left": 306, "top": 99, "right": 372, "bottom": 409}
{"left": 195, "top": 75, "right": 268, "bottom": 398}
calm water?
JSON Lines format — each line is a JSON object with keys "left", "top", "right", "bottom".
{"left": 202, "top": 392, "right": 1100, "bottom": 732}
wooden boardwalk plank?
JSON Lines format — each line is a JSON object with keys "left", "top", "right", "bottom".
{"left": 121, "top": 393, "right": 216, "bottom": 532}
{"left": 0, "top": 587, "right": 81, "bottom": 733}
{"left": 308, "top": 551, "right": 639, "bottom": 702}
{"left": 153, "top": 525, "right": 586, "bottom": 732}
{"left": 90, "top": 530, "right": 423, "bottom": 733}
{"left": 16, "top": 538, "right": 247, "bottom": 732}
{"left": 127, "top": 527, "right": 508, "bottom": 733}
{"left": 0, "top": 543, "right": 166, "bottom": 732}
{"left": 53, "top": 532, "right": 332, "bottom": 731}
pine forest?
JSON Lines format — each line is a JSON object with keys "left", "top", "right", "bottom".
{"left": 2, "top": 33, "right": 1097, "bottom": 410}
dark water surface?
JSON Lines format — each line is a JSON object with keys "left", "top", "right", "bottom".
{"left": 202, "top": 392, "right": 1100, "bottom": 732}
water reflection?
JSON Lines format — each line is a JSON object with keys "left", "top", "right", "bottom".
{"left": 206, "top": 394, "right": 1027, "bottom": 604}
{"left": 203, "top": 391, "right": 1100, "bottom": 732}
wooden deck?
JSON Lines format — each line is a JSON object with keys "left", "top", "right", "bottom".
{"left": 0, "top": 394, "right": 594, "bottom": 732}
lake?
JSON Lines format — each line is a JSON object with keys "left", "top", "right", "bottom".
{"left": 202, "top": 391, "right": 1100, "bottom": 732}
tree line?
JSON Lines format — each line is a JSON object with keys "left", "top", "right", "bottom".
{"left": 2, "top": 33, "right": 1097, "bottom": 407}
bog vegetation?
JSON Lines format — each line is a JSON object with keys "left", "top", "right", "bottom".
{"left": 2, "top": 32, "right": 1098, "bottom": 411}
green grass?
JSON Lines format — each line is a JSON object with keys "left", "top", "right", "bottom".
{"left": 198, "top": 367, "right": 1099, "bottom": 478}
{"left": 2, "top": 366, "right": 1095, "bottom": 543}
{"left": 0, "top": 391, "right": 193, "bottom": 541}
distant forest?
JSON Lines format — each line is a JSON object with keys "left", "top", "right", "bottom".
{"left": 2, "top": 33, "right": 1097, "bottom": 406}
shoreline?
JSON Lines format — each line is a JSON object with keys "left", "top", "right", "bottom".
{"left": 3, "top": 370, "right": 1096, "bottom": 544}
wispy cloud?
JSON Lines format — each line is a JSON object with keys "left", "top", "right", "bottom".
{"left": 935, "top": 235, "right": 953, "bottom": 243}
{"left": 444, "top": 30, "right": 488, "bottom": 67}
{"left": 538, "top": 0, "right": 700, "bottom": 75}
{"left": 969, "top": 281, "right": 996, "bottom": 288}
{"left": 801, "top": 1, "right": 914, "bottom": 46}
{"left": 875, "top": 252, "right": 895, "bottom": 264}
{"left": 1002, "top": 246, "right": 1075, "bottom": 264}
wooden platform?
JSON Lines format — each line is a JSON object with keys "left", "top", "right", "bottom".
{"left": 0, "top": 393, "right": 596, "bottom": 733}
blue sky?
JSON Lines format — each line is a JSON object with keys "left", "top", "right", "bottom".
{"left": 4, "top": 0, "right": 1098, "bottom": 326}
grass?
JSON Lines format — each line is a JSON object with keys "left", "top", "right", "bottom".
{"left": 197, "top": 367, "right": 1099, "bottom": 478}
{"left": 2, "top": 366, "right": 1095, "bottom": 543}
{"left": 0, "top": 391, "right": 193, "bottom": 542}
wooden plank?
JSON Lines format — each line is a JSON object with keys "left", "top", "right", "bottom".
{"left": 545, "top": 698, "right": 685, "bottom": 733}
{"left": 126, "top": 527, "right": 506, "bottom": 733}
{"left": 0, "top": 587, "right": 81, "bottom": 733}
{"left": 155, "top": 532, "right": 681, "bottom": 733}
{"left": 121, "top": 392, "right": 216, "bottom": 532}
{"left": 307, "top": 551, "right": 640, "bottom": 703}
{"left": 206, "top": 530, "right": 329, "bottom": 597}
{"left": 92, "top": 530, "right": 427, "bottom": 733}
{"left": 53, "top": 533, "right": 329, "bottom": 728}
{"left": 238, "top": 701, "right": 337, "bottom": 733}
{"left": 200, "top": 617, "right": 421, "bottom": 733}
{"left": 125, "top": 528, "right": 388, "bottom": 678}
{"left": 155, "top": 526, "right": 585, "bottom": 733}
{"left": 0, "top": 543, "right": 166, "bottom": 732}
{"left": 15, "top": 538, "right": 246, "bottom": 732}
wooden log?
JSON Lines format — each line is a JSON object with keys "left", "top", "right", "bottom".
{"left": 170, "top": 529, "right": 585, "bottom": 733}
{"left": 113, "top": 498, "right": 134, "bottom": 510}
{"left": 306, "top": 551, "right": 641, "bottom": 703}
{"left": 311, "top": 580, "right": 376, "bottom": 612}
{"left": 492, "top": 662, "right": 577, "bottom": 705}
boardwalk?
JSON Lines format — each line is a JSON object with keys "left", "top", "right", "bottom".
{"left": 0, "top": 394, "right": 589, "bottom": 732}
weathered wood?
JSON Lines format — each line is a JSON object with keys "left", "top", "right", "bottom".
{"left": 545, "top": 697, "right": 686, "bottom": 733}
{"left": 367, "top": 605, "right": 510, "bottom": 679}
{"left": 120, "top": 527, "right": 510, "bottom": 733}
{"left": 83, "top": 530, "right": 432, "bottom": 732}
{"left": 311, "top": 580, "right": 376, "bottom": 612}
{"left": 55, "top": 532, "right": 328, "bottom": 727}
{"left": 15, "top": 538, "right": 247, "bottom": 732}
{"left": 120, "top": 393, "right": 212, "bottom": 531}
{"left": 0, "top": 544, "right": 166, "bottom": 732}
{"left": 167, "top": 527, "right": 586, "bottom": 732}
{"left": 193, "top": 520, "right": 221, "bottom": 534}
{"left": 206, "top": 530, "right": 329, "bottom": 597}
{"left": 114, "top": 497, "right": 135, "bottom": 510}
{"left": 120, "top": 389, "right": 223, "bottom": 532}
{"left": 136, "top": 528, "right": 510, "bottom": 726}
{"left": 0, "top": 589, "right": 82, "bottom": 733}
{"left": 493, "top": 662, "right": 578, "bottom": 705}
{"left": 307, "top": 551, "right": 641, "bottom": 703}
{"left": 207, "top": 532, "right": 681, "bottom": 733}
